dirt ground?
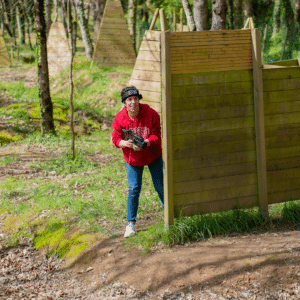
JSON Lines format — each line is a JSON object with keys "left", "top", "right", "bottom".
{"left": 1, "top": 67, "right": 300, "bottom": 299}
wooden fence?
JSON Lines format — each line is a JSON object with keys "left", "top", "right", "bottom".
{"left": 161, "top": 29, "right": 300, "bottom": 225}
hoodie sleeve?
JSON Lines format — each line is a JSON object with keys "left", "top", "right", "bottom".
{"left": 147, "top": 111, "right": 161, "bottom": 146}
{"left": 112, "top": 117, "right": 123, "bottom": 148}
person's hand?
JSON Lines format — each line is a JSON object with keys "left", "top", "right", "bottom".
{"left": 132, "top": 144, "right": 142, "bottom": 152}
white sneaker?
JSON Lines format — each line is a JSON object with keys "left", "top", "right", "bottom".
{"left": 124, "top": 222, "right": 136, "bottom": 238}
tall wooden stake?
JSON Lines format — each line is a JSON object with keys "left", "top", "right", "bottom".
{"left": 67, "top": 0, "right": 75, "bottom": 159}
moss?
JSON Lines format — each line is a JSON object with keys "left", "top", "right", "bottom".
{"left": 33, "top": 221, "right": 97, "bottom": 259}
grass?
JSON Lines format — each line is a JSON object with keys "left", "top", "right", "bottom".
{"left": 1, "top": 41, "right": 300, "bottom": 259}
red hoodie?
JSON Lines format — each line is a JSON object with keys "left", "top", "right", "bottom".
{"left": 112, "top": 103, "right": 162, "bottom": 166}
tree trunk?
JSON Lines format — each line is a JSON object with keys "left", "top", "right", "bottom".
{"left": 181, "top": 0, "right": 196, "bottom": 31}
{"left": 272, "top": 0, "right": 281, "bottom": 36}
{"left": 0, "top": 0, "right": 13, "bottom": 37}
{"left": 128, "top": 0, "right": 137, "bottom": 52}
{"left": 59, "top": 0, "right": 69, "bottom": 39}
{"left": 234, "top": 0, "right": 243, "bottom": 29}
{"left": 296, "top": 0, "right": 300, "bottom": 23}
{"left": 17, "top": 4, "right": 26, "bottom": 44}
{"left": 193, "top": 0, "right": 208, "bottom": 31}
{"left": 244, "top": 0, "right": 253, "bottom": 18}
{"left": 22, "top": 0, "right": 33, "bottom": 49}
{"left": 67, "top": 0, "right": 75, "bottom": 159}
{"left": 45, "top": 0, "right": 52, "bottom": 37}
{"left": 73, "top": 0, "right": 93, "bottom": 61}
{"left": 33, "top": 0, "right": 55, "bottom": 134}
{"left": 211, "top": 0, "right": 227, "bottom": 30}
{"left": 227, "top": 0, "right": 234, "bottom": 29}
{"left": 92, "top": 0, "right": 105, "bottom": 41}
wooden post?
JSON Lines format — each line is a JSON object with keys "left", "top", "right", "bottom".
{"left": 159, "top": 8, "right": 168, "bottom": 32}
{"left": 180, "top": 8, "right": 183, "bottom": 31}
{"left": 149, "top": 8, "right": 159, "bottom": 30}
{"left": 173, "top": 8, "right": 176, "bottom": 32}
{"left": 161, "top": 30, "right": 174, "bottom": 227}
{"left": 251, "top": 28, "right": 269, "bottom": 218}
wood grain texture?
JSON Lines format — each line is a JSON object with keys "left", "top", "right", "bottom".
{"left": 268, "top": 189, "right": 300, "bottom": 205}
{"left": 263, "top": 66, "right": 300, "bottom": 80}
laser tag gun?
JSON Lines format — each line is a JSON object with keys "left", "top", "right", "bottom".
{"left": 122, "top": 129, "right": 147, "bottom": 150}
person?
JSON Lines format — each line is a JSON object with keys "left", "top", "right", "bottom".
{"left": 111, "top": 86, "right": 164, "bottom": 238}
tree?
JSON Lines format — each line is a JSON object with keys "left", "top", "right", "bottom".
{"left": 73, "top": 0, "right": 93, "bottom": 61}
{"left": 128, "top": 0, "right": 137, "bottom": 52}
{"left": 45, "top": 0, "right": 52, "bottom": 37}
{"left": 181, "top": 0, "right": 196, "bottom": 31}
{"left": 234, "top": 0, "right": 243, "bottom": 29}
{"left": 211, "top": 0, "right": 227, "bottom": 30}
{"left": 92, "top": 0, "right": 105, "bottom": 41}
{"left": 33, "top": 0, "right": 55, "bottom": 134}
{"left": 194, "top": 0, "right": 208, "bottom": 30}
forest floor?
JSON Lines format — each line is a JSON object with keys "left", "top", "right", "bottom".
{"left": 1, "top": 66, "right": 300, "bottom": 299}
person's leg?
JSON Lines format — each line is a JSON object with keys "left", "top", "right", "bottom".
{"left": 148, "top": 156, "right": 164, "bottom": 208}
{"left": 126, "top": 163, "right": 144, "bottom": 224}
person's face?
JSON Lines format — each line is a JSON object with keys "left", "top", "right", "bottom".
{"left": 124, "top": 96, "right": 140, "bottom": 114}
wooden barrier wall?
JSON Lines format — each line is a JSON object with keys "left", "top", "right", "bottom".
{"left": 129, "top": 31, "right": 162, "bottom": 117}
{"left": 163, "top": 30, "right": 261, "bottom": 221}
{"left": 0, "top": 29, "right": 10, "bottom": 66}
{"left": 263, "top": 66, "right": 300, "bottom": 205}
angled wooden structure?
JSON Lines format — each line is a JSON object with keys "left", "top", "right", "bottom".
{"left": 92, "top": 0, "right": 136, "bottom": 68}
{"left": 47, "top": 22, "right": 71, "bottom": 77}
{"left": 0, "top": 29, "right": 11, "bottom": 66}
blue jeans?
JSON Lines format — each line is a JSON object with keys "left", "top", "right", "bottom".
{"left": 126, "top": 156, "right": 164, "bottom": 224}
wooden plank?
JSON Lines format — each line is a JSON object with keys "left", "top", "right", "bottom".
{"left": 141, "top": 101, "right": 162, "bottom": 113}
{"left": 264, "top": 89, "right": 300, "bottom": 103}
{"left": 129, "top": 79, "right": 161, "bottom": 92}
{"left": 93, "top": 61, "right": 134, "bottom": 68}
{"left": 135, "top": 49, "right": 161, "bottom": 62}
{"left": 171, "top": 50, "right": 252, "bottom": 60}
{"left": 264, "top": 112, "right": 300, "bottom": 127}
{"left": 170, "top": 44, "right": 252, "bottom": 54}
{"left": 131, "top": 70, "right": 161, "bottom": 82}
{"left": 171, "top": 70, "right": 253, "bottom": 86}
{"left": 172, "top": 116, "right": 255, "bottom": 135}
{"left": 144, "top": 30, "right": 161, "bottom": 42}
{"left": 171, "top": 59, "right": 252, "bottom": 68}
{"left": 139, "top": 40, "right": 160, "bottom": 52}
{"left": 134, "top": 89, "right": 161, "bottom": 102}
{"left": 263, "top": 78, "right": 300, "bottom": 92}
{"left": 171, "top": 63, "right": 253, "bottom": 75}
{"left": 268, "top": 177, "right": 300, "bottom": 193}
{"left": 172, "top": 105, "right": 254, "bottom": 124}
{"left": 263, "top": 67, "right": 300, "bottom": 80}
{"left": 170, "top": 39, "right": 252, "bottom": 47}
{"left": 173, "top": 150, "right": 256, "bottom": 171}
{"left": 172, "top": 93, "right": 253, "bottom": 111}
{"left": 97, "top": 33, "right": 133, "bottom": 40}
{"left": 170, "top": 29, "right": 251, "bottom": 38}
{"left": 174, "top": 173, "right": 257, "bottom": 195}
{"left": 268, "top": 189, "right": 300, "bottom": 205}
{"left": 171, "top": 81, "right": 253, "bottom": 99}
{"left": 133, "top": 59, "right": 161, "bottom": 72}
{"left": 172, "top": 127, "right": 255, "bottom": 147}
{"left": 94, "top": 39, "right": 134, "bottom": 48}
{"left": 267, "top": 167, "right": 300, "bottom": 182}
{"left": 266, "top": 133, "right": 300, "bottom": 149}
{"left": 161, "top": 31, "right": 174, "bottom": 226}
{"left": 173, "top": 139, "right": 256, "bottom": 160}
{"left": 93, "top": 56, "right": 136, "bottom": 63}
{"left": 174, "top": 195, "right": 258, "bottom": 217}
{"left": 265, "top": 123, "right": 300, "bottom": 138}
{"left": 267, "top": 156, "right": 300, "bottom": 171}
{"left": 93, "top": 51, "right": 136, "bottom": 59}
{"left": 251, "top": 28, "right": 268, "bottom": 217}
{"left": 97, "top": 28, "right": 130, "bottom": 35}
{"left": 174, "top": 184, "right": 257, "bottom": 206}
{"left": 264, "top": 101, "right": 300, "bottom": 115}
{"left": 264, "top": 59, "right": 299, "bottom": 67}
{"left": 174, "top": 162, "right": 257, "bottom": 183}
{"left": 266, "top": 145, "right": 300, "bottom": 161}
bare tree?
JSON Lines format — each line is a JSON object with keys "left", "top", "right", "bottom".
{"left": 193, "top": 0, "right": 208, "bottom": 30}
{"left": 211, "top": 0, "right": 227, "bottom": 30}
{"left": 181, "top": 0, "right": 196, "bottom": 31}
{"left": 73, "top": 0, "right": 93, "bottom": 61}
{"left": 33, "top": 0, "right": 55, "bottom": 134}
{"left": 45, "top": 0, "right": 52, "bottom": 37}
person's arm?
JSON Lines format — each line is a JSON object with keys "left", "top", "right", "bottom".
{"left": 146, "top": 113, "right": 161, "bottom": 146}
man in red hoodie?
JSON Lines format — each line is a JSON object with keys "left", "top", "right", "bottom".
{"left": 112, "top": 86, "right": 164, "bottom": 238}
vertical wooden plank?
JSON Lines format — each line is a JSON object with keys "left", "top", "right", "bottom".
{"left": 173, "top": 8, "right": 176, "bottom": 32}
{"left": 161, "top": 31, "right": 174, "bottom": 226}
{"left": 159, "top": 9, "right": 168, "bottom": 32}
{"left": 251, "top": 28, "right": 269, "bottom": 218}
{"left": 180, "top": 8, "right": 183, "bottom": 32}
{"left": 149, "top": 8, "right": 159, "bottom": 31}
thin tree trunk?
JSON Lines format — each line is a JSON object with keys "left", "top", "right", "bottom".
{"left": 211, "top": 0, "right": 227, "bottom": 30}
{"left": 73, "top": 0, "right": 93, "bottom": 61}
{"left": 0, "top": 0, "right": 13, "bottom": 37}
{"left": 128, "top": 0, "right": 137, "bottom": 52}
{"left": 67, "top": 0, "right": 75, "bottom": 159}
{"left": 22, "top": 0, "right": 33, "bottom": 49}
{"left": 45, "top": 0, "right": 52, "bottom": 37}
{"left": 181, "top": 0, "right": 196, "bottom": 31}
{"left": 59, "top": 0, "right": 69, "bottom": 38}
{"left": 193, "top": 0, "right": 208, "bottom": 31}
{"left": 227, "top": 0, "right": 234, "bottom": 29}
{"left": 296, "top": 0, "right": 300, "bottom": 23}
{"left": 272, "top": 0, "right": 281, "bottom": 36}
{"left": 33, "top": 0, "right": 55, "bottom": 134}
{"left": 234, "top": 0, "right": 243, "bottom": 29}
